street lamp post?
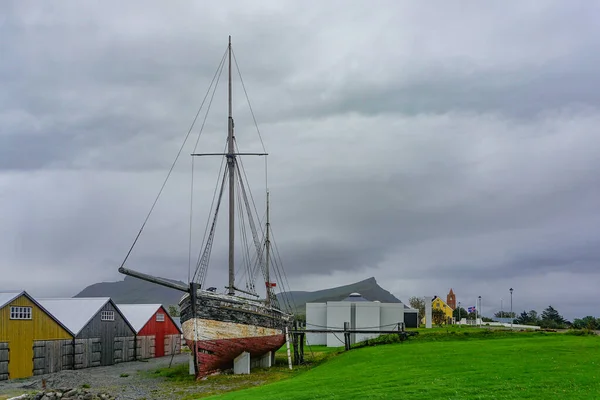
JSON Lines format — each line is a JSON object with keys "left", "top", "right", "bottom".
{"left": 500, "top": 298, "right": 503, "bottom": 319}
{"left": 458, "top": 301, "right": 461, "bottom": 325}
{"left": 509, "top": 288, "right": 514, "bottom": 329}
{"left": 478, "top": 296, "right": 482, "bottom": 327}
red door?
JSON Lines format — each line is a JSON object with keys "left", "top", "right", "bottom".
{"left": 155, "top": 332, "right": 164, "bottom": 357}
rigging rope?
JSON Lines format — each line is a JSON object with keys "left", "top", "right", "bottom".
{"left": 190, "top": 54, "right": 228, "bottom": 283}
{"left": 235, "top": 176, "right": 255, "bottom": 294}
{"left": 193, "top": 168, "right": 228, "bottom": 285}
{"left": 120, "top": 46, "right": 228, "bottom": 274}
{"left": 270, "top": 228, "right": 296, "bottom": 313}
{"left": 236, "top": 162, "right": 267, "bottom": 280}
{"left": 193, "top": 140, "right": 227, "bottom": 283}
{"left": 231, "top": 49, "right": 267, "bottom": 153}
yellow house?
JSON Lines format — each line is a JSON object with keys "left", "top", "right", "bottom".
{"left": 421, "top": 295, "right": 455, "bottom": 325}
{"left": 432, "top": 296, "right": 454, "bottom": 321}
{"left": 0, "top": 291, "right": 73, "bottom": 380}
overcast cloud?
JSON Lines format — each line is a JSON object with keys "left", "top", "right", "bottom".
{"left": 1, "top": 1, "right": 600, "bottom": 320}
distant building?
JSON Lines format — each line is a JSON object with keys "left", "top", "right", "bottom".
{"left": 116, "top": 304, "right": 182, "bottom": 359}
{"left": 446, "top": 288, "right": 456, "bottom": 310}
{"left": 0, "top": 291, "right": 73, "bottom": 380}
{"left": 432, "top": 296, "right": 454, "bottom": 324}
{"left": 38, "top": 297, "right": 136, "bottom": 368}
{"left": 306, "top": 292, "right": 419, "bottom": 347}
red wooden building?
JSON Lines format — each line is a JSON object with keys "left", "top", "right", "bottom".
{"left": 116, "top": 304, "right": 182, "bottom": 358}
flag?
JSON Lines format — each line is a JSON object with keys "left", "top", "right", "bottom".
{"left": 468, "top": 306, "right": 476, "bottom": 313}
{"left": 265, "top": 282, "right": 276, "bottom": 288}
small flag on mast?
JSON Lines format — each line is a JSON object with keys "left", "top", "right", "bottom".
{"left": 468, "top": 306, "right": 476, "bottom": 313}
{"left": 265, "top": 282, "right": 276, "bottom": 288}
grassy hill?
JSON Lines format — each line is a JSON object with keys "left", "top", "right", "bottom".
{"left": 204, "top": 331, "right": 600, "bottom": 399}
{"left": 75, "top": 276, "right": 402, "bottom": 311}
{"left": 74, "top": 275, "right": 186, "bottom": 306}
{"left": 276, "top": 277, "right": 402, "bottom": 313}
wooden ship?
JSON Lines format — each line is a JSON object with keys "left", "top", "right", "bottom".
{"left": 118, "top": 36, "right": 294, "bottom": 378}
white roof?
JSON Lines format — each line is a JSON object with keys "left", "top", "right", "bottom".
{"left": 0, "top": 291, "right": 24, "bottom": 309}
{"left": 116, "top": 304, "right": 164, "bottom": 333}
{"left": 37, "top": 297, "right": 111, "bottom": 335}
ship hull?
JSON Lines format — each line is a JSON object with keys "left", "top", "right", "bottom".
{"left": 179, "top": 292, "right": 291, "bottom": 378}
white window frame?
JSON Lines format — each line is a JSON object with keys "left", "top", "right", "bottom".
{"left": 156, "top": 313, "right": 165, "bottom": 322}
{"left": 10, "top": 306, "right": 32, "bottom": 320}
{"left": 101, "top": 310, "right": 115, "bottom": 321}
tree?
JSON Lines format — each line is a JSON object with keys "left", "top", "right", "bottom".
{"left": 515, "top": 310, "right": 540, "bottom": 326}
{"left": 572, "top": 316, "right": 599, "bottom": 330}
{"left": 167, "top": 305, "right": 180, "bottom": 317}
{"left": 432, "top": 309, "right": 446, "bottom": 326}
{"left": 541, "top": 305, "right": 565, "bottom": 324}
{"left": 409, "top": 296, "right": 426, "bottom": 324}
{"left": 453, "top": 307, "right": 468, "bottom": 321}
{"left": 540, "top": 305, "right": 567, "bottom": 328}
{"left": 494, "top": 311, "right": 516, "bottom": 318}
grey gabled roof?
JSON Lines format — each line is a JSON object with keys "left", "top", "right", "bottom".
{"left": 116, "top": 304, "right": 162, "bottom": 333}
{"left": 116, "top": 304, "right": 182, "bottom": 334}
{"left": 37, "top": 297, "right": 112, "bottom": 335}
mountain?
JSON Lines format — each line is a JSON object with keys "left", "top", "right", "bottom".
{"left": 74, "top": 275, "right": 186, "bottom": 306}
{"left": 75, "top": 276, "right": 402, "bottom": 313}
{"left": 275, "top": 277, "right": 402, "bottom": 314}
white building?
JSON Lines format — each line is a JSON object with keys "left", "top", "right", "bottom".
{"left": 306, "top": 293, "right": 419, "bottom": 347}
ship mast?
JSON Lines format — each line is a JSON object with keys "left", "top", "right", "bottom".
{"left": 118, "top": 36, "right": 279, "bottom": 302}
{"left": 265, "top": 190, "right": 271, "bottom": 306}
{"left": 227, "top": 35, "right": 235, "bottom": 296}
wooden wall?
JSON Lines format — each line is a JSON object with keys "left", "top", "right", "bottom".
{"left": 137, "top": 306, "right": 182, "bottom": 358}
{"left": 113, "top": 337, "right": 135, "bottom": 364}
{"left": 0, "top": 342, "right": 8, "bottom": 381}
{"left": 33, "top": 340, "right": 73, "bottom": 376}
{"left": 163, "top": 334, "right": 182, "bottom": 356}
{"left": 76, "top": 301, "right": 135, "bottom": 366}
{"left": 136, "top": 335, "right": 155, "bottom": 360}
{"left": 0, "top": 295, "right": 72, "bottom": 379}
{"left": 74, "top": 338, "right": 101, "bottom": 369}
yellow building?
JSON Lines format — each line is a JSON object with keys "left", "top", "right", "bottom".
{"left": 421, "top": 295, "right": 455, "bottom": 325}
{"left": 0, "top": 291, "right": 73, "bottom": 380}
{"left": 432, "top": 296, "right": 454, "bottom": 322}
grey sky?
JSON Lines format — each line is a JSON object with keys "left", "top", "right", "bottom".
{"left": 1, "top": 1, "right": 599, "bottom": 320}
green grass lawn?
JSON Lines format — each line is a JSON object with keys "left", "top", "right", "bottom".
{"left": 204, "top": 332, "right": 600, "bottom": 400}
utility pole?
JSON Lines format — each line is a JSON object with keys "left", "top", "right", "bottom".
{"left": 510, "top": 288, "right": 514, "bottom": 329}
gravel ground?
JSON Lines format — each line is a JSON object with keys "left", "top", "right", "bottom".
{"left": 0, "top": 354, "right": 212, "bottom": 400}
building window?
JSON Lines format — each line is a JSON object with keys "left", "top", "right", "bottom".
{"left": 10, "top": 306, "right": 32, "bottom": 320}
{"left": 156, "top": 313, "right": 165, "bottom": 322}
{"left": 101, "top": 310, "right": 115, "bottom": 321}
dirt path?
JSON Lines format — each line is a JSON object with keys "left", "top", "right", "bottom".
{"left": 0, "top": 354, "right": 198, "bottom": 400}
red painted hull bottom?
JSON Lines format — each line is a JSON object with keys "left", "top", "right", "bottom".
{"left": 187, "top": 334, "right": 285, "bottom": 378}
